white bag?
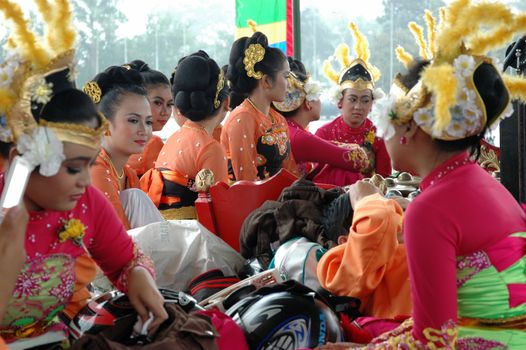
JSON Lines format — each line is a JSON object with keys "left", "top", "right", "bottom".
{"left": 269, "top": 237, "right": 327, "bottom": 291}
{"left": 128, "top": 220, "right": 246, "bottom": 291}
{"left": 119, "top": 188, "right": 164, "bottom": 229}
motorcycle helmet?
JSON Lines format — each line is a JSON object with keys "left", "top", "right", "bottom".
{"left": 66, "top": 289, "right": 199, "bottom": 341}
{"left": 225, "top": 281, "right": 344, "bottom": 349}
{"left": 66, "top": 291, "right": 136, "bottom": 341}
{"left": 158, "top": 288, "right": 204, "bottom": 312}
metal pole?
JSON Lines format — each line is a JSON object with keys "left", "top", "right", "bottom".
{"left": 501, "top": 38, "right": 526, "bottom": 203}
{"left": 293, "top": 0, "right": 301, "bottom": 61}
{"left": 95, "top": 37, "right": 99, "bottom": 74}
{"left": 313, "top": 12, "right": 317, "bottom": 78}
{"left": 515, "top": 49, "right": 526, "bottom": 203}
{"left": 389, "top": 2, "right": 394, "bottom": 81}
{"left": 155, "top": 21, "right": 159, "bottom": 70}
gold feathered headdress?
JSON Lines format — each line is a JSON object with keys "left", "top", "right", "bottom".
{"left": 323, "top": 22, "right": 381, "bottom": 93}
{"left": 272, "top": 72, "right": 322, "bottom": 113}
{"left": 373, "top": 0, "right": 526, "bottom": 141}
{"left": 0, "top": 0, "right": 107, "bottom": 176}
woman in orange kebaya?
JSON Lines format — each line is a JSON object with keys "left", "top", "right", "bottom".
{"left": 222, "top": 32, "right": 298, "bottom": 180}
{"left": 141, "top": 51, "right": 230, "bottom": 218}
{"left": 126, "top": 60, "right": 172, "bottom": 177}
{"left": 86, "top": 66, "right": 161, "bottom": 229}
{"left": 169, "top": 61, "right": 223, "bottom": 143}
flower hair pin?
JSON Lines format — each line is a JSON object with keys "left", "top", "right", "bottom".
{"left": 303, "top": 78, "right": 322, "bottom": 102}
{"left": 16, "top": 127, "right": 64, "bottom": 176}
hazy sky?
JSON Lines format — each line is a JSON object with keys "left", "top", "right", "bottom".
{"left": 0, "top": 0, "right": 385, "bottom": 39}
{"left": 3, "top": 0, "right": 518, "bottom": 40}
{"left": 115, "top": 0, "right": 385, "bottom": 37}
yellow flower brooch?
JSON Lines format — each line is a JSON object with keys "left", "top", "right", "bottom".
{"left": 58, "top": 218, "right": 85, "bottom": 246}
{"left": 364, "top": 130, "right": 376, "bottom": 148}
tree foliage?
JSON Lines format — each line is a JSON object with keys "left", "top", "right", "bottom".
{"left": 2, "top": 0, "right": 523, "bottom": 115}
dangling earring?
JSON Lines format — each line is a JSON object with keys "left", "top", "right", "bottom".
{"left": 399, "top": 136, "right": 407, "bottom": 145}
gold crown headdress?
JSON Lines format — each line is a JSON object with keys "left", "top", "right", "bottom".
{"left": 0, "top": 0, "right": 107, "bottom": 176}
{"left": 273, "top": 72, "right": 322, "bottom": 113}
{"left": 372, "top": 0, "right": 526, "bottom": 141}
{"left": 323, "top": 23, "right": 381, "bottom": 94}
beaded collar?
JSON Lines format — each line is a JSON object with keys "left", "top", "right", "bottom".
{"left": 420, "top": 151, "right": 473, "bottom": 191}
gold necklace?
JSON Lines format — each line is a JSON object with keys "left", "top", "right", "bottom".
{"left": 246, "top": 97, "right": 276, "bottom": 125}
{"left": 101, "top": 151, "right": 124, "bottom": 180}
{"left": 182, "top": 124, "right": 206, "bottom": 133}
{"left": 246, "top": 97, "right": 261, "bottom": 112}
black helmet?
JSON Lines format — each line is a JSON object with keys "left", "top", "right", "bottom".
{"left": 66, "top": 291, "right": 136, "bottom": 341}
{"left": 225, "top": 281, "right": 344, "bottom": 349}
{"left": 66, "top": 289, "right": 200, "bottom": 341}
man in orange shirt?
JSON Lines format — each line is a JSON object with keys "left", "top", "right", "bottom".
{"left": 317, "top": 181, "right": 411, "bottom": 319}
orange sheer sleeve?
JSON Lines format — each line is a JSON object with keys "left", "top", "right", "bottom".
{"left": 90, "top": 152, "right": 132, "bottom": 230}
{"left": 198, "top": 142, "right": 229, "bottom": 183}
{"left": 223, "top": 111, "right": 259, "bottom": 181}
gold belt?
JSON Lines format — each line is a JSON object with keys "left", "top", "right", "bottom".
{"left": 459, "top": 313, "right": 526, "bottom": 330}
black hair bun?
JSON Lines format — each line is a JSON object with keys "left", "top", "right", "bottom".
{"left": 247, "top": 31, "right": 269, "bottom": 48}
{"left": 173, "top": 50, "right": 224, "bottom": 121}
{"left": 288, "top": 57, "right": 307, "bottom": 82}
{"left": 228, "top": 36, "right": 257, "bottom": 95}
{"left": 473, "top": 62, "right": 509, "bottom": 125}
{"left": 126, "top": 60, "right": 170, "bottom": 87}
{"left": 92, "top": 65, "right": 144, "bottom": 98}
{"left": 125, "top": 59, "right": 150, "bottom": 72}
{"left": 170, "top": 52, "right": 206, "bottom": 86}
{"left": 227, "top": 31, "right": 286, "bottom": 97}
{"left": 398, "top": 59, "right": 430, "bottom": 91}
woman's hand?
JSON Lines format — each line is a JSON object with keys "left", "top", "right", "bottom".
{"left": 347, "top": 180, "right": 382, "bottom": 209}
{"left": 0, "top": 204, "right": 29, "bottom": 318}
{"left": 127, "top": 267, "right": 168, "bottom": 333}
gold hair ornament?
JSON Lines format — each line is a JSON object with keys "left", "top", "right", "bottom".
{"left": 273, "top": 73, "right": 322, "bottom": 113}
{"left": 243, "top": 43, "right": 265, "bottom": 79}
{"left": 213, "top": 68, "right": 225, "bottom": 109}
{"left": 272, "top": 72, "right": 306, "bottom": 112}
{"left": 247, "top": 19, "right": 258, "bottom": 33}
{"left": 82, "top": 81, "right": 102, "bottom": 104}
